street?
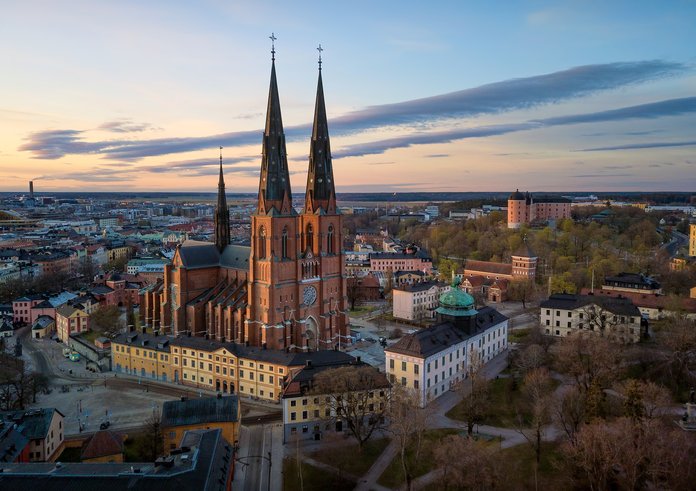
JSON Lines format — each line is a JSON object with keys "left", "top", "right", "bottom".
{"left": 233, "top": 423, "right": 283, "bottom": 491}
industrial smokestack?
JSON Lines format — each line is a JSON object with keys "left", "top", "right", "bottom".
{"left": 29, "top": 181, "right": 34, "bottom": 199}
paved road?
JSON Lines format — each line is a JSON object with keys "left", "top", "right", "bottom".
{"left": 233, "top": 424, "right": 282, "bottom": 491}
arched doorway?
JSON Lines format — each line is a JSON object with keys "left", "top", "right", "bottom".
{"left": 304, "top": 316, "right": 319, "bottom": 351}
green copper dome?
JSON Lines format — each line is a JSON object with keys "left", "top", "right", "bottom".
{"left": 435, "top": 278, "right": 477, "bottom": 317}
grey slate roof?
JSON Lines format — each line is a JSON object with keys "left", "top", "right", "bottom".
{"left": 0, "top": 408, "right": 63, "bottom": 440}
{"left": 0, "top": 429, "right": 231, "bottom": 491}
{"left": 219, "top": 244, "right": 250, "bottom": 270}
{"left": 161, "top": 395, "right": 239, "bottom": 428}
{"left": 540, "top": 293, "right": 641, "bottom": 316}
{"left": 386, "top": 306, "right": 507, "bottom": 358}
{"left": 177, "top": 240, "right": 220, "bottom": 269}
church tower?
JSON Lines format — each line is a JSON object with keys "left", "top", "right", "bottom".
{"left": 214, "top": 148, "right": 230, "bottom": 252}
{"left": 246, "top": 41, "right": 348, "bottom": 352}
{"left": 297, "top": 47, "right": 348, "bottom": 351}
{"left": 247, "top": 37, "right": 301, "bottom": 349}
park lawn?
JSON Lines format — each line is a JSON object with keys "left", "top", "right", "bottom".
{"left": 446, "top": 377, "right": 560, "bottom": 428}
{"left": 497, "top": 441, "right": 569, "bottom": 490}
{"left": 349, "top": 305, "right": 377, "bottom": 316}
{"left": 283, "top": 458, "right": 355, "bottom": 491}
{"left": 308, "top": 437, "right": 389, "bottom": 477}
{"left": 377, "top": 428, "right": 460, "bottom": 488}
{"left": 509, "top": 328, "right": 531, "bottom": 343}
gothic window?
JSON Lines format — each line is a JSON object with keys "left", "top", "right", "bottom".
{"left": 327, "top": 225, "right": 334, "bottom": 254}
{"left": 258, "top": 227, "right": 267, "bottom": 259}
{"left": 306, "top": 224, "right": 314, "bottom": 251}
{"left": 282, "top": 227, "right": 288, "bottom": 259}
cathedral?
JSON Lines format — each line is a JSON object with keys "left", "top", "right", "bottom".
{"left": 140, "top": 50, "right": 349, "bottom": 352}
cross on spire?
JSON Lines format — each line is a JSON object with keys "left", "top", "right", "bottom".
{"left": 317, "top": 43, "right": 323, "bottom": 70}
{"left": 269, "top": 32, "right": 277, "bottom": 61}
{"left": 219, "top": 146, "right": 223, "bottom": 166}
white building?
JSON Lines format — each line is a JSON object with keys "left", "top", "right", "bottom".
{"left": 539, "top": 293, "right": 643, "bottom": 343}
{"left": 393, "top": 281, "right": 450, "bottom": 321}
{"left": 386, "top": 286, "right": 508, "bottom": 406}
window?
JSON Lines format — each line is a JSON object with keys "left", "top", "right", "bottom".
{"left": 414, "top": 364, "right": 419, "bottom": 375}
{"left": 401, "top": 361, "right": 406, "bottom": 371}
{"left": 281, "top": 228, "right": 289, "bottom": 259}
{"left": 327, "top": 225, "right": 334, "bottom": 254}
{"left": 306, "top": 224, "right": 314, "bottom": 250}
{"left": 302, "top": 411, "right": 308, "bottom": 419}
{"left": 258, "top": 227, "right": 267, "bottom": 259}
{"left": 291, "top": 400, "right": 297, "bottom": 407}
{"left": 291, "top": 412, "right": 296, "bottom": 421}
{"left": 401, "top": 377, "right": 407, "bottom": 386}
{"left": 389, "top": 359, "right": 394, "bottom": 369}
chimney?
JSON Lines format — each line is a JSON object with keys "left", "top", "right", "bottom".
{"left": 306, "top": 360, "right": 313, "bottom": 368}
{"left": 29, "top": 181, "right": 34, "bottom": 199}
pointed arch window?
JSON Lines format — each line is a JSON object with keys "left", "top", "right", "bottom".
{"left": 306, "top": 224, "right": 314, "bottom": 251}
{"left": 258, "top": 227, "right": 267, "bottom": 259}
{"left": 327, "top": 224, "right": 335, "bottom": 255}
{"left": 282, "top": 227, "right": 288, "bottom": 259}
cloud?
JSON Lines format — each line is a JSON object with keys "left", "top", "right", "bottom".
{"left": 19, "top": 60, "right": 689, "bottom": 161}
{"left": 577, "top": 140, "right": 696, "bottom": 152}
{"left": 365, "top": 161, "right": 396, "bottom": 166}
{"left": 98, "top": 119, "right": 157, "bottom": 133}
{"left": 331, "top": 97, "right": 696, "bottom": 159}
{"left": 424, "top": 154, "right": 449, "bottom": 158}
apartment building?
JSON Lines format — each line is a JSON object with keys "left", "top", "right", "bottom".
{"left": 539, "top": 293, "right": 643, "bottom": 343}
{"left": 392, "top": 281, "right": 450, "bottom": 321}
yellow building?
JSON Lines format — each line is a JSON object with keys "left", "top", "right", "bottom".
{"left": 281, "top": 358, "right": 389, "bottom": 441}
{"left": 161, "top": 394, "right": 240, "bottom": 451}
{"left": 107, "top": 245, "right": 132, "bottom": 263}
{"left": 111, "top": 332, "right": 174, "bottom": 382}
{"left": 690, "top": 223, "right": 696, "bottom": 257}
{"left": 110, "top": 331, "right": 358, "bottom": 403}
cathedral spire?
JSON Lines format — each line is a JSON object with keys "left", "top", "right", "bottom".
{"left": 257, "top": 34, "right": 293, "bottom": 215}
{"left": 304, "top": 45, "right": 336, "bottom": 214}
{"left": 215, "top": 146, "right": 230, "bottom": 252}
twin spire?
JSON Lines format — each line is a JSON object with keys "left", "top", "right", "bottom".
{"left": 256, "top": 37, "right": 336, "bottom": 216}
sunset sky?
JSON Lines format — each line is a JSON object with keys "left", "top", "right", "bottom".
{"left": 2, "top": 0, "right": 696, "bottom": 193}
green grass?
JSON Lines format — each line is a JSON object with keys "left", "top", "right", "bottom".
{"left": 283, "top": 458, "right": 355, "bottom": 491}
{"left": 446, "top": 377, "right": 560, "bottom": 428}
{"left": 308, "top": 437, "right": 389, "bottom": 476}
{"left": 377, "top": 428, "right": 460, "bottom": 488}
{"left": 348, "top": 305, "right": 377, "bottom": 315}
{"left": 509, "top": 328, "right": 532, "bottom": 343}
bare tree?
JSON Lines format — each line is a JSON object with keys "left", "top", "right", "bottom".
{"left": 563, "top": 417, "right": 696, "bottom": 491}
{"left": 144, "top": 407, "right": 164, "bottom": 461}
{"left": 514, "top": 343, "right": 547, "bottom": 374}
{"left": 346, "top": 277, "right": 364, "bottom": 310}
{"left": 554, "top": 334, "right": 619, "bottom": 394}
{"left": 457, "top": 349, "right": 490, "bottom": 436}
{"left": 433, "top": 434, "right": 501, "bottom": 491}
{"left": 517, "top": 368, "right": 554, "bottom": 465}
{"left": 554, "top": 385, "right": 586, "bottom": 444}
{"left": 311, "top": 365, "right": 390, "bottom": 449}
{"left": 388, "top": 385, "right": 432, "bottom": 491}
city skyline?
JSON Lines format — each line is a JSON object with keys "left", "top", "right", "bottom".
{"left": 2, "top": 1, "right": 696, "bottom": 193}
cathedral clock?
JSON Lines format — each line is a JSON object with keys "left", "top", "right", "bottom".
{"left": 303, "top": 286, "right": 317, "bottom": 306}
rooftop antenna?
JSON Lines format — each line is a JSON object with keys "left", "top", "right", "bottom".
{"left": 269, "top": 32, "right": 277, "bottom": 61}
